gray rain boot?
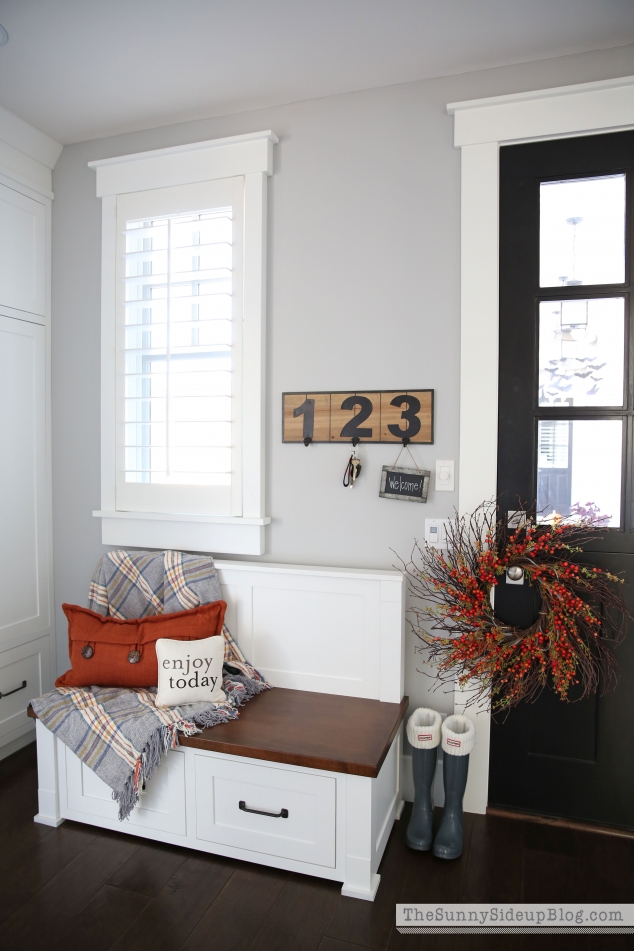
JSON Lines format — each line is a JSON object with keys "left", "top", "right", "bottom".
{"left": 405, "top": 708, "right": 441, "bottom": 851}
{"left": 433, "top": 714, "right": 476, "bottom": 860}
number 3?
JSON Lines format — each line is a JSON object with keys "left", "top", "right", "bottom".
{"left": 387, "top": 394, "right": 421, "bottom": 439}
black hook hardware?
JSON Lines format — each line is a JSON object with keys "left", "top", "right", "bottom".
{"left": 402, "top": 437, "right": 410, "bottom": 447}
{"left": 351, "top": 437, "right": 360, "bottom": 447}
{"left": 303, "top": 436, "right": 312, "bottom": 447}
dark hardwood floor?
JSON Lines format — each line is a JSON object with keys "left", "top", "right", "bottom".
{"left": 2, "top": 743, "right": 633, "bottom": 951}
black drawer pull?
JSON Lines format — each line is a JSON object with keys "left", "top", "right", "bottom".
{"left": 0, "top": 679, "right": 27, "bottom": 700}
{"left": 239, "top": 800, "right": 288, "bottom": 819}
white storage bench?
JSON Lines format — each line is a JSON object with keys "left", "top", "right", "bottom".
{"left": 31, "top": 560, "right": 406, "bottom": 901}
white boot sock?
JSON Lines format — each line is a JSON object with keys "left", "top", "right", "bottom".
{"left": 441, "top": 714, "right": 476, "bottom": 756}
{"left": 406, "top": 707, "right": 442, "bottom": 750}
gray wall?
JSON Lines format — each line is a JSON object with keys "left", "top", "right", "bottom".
{"left": 52, "top": 43, "right": 634, "bottom": 712}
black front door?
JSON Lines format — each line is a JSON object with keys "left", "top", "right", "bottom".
{"left": 490, "top": 131, "right": 634, "bottom": 829}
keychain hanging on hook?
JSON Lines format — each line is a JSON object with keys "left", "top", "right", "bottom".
{"left": 343, "top": 438, "right": 362, "bottom": 488}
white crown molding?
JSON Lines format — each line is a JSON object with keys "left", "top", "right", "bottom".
{"left": 88, "top": 130, "right": 279, "bottom": 168}
{"left": 447, "top": 74, "right": 634, "bottom": 147}
{"left": 447, "top": 74, "right": 634, "bottom": 114}
{"left": 88, "top": 130, "right": 279, "bottom": 196}
{"left": 0, "top": 104, "right": 62, "bottom": 169}
{"left": 0, "top": 105, "right": 62, "bottom": 197}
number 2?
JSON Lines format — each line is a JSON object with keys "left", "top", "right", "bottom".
{"left": 340, "top": 395, "right": 373, "bottom": 438}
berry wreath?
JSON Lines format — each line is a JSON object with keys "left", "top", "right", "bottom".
{"left": 400, "top": 502, "right": 630, "bottom": 714}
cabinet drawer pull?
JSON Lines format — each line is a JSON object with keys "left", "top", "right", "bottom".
{"left": 239, "top": 799, "right": 289, "bottom": 819}
{"left": 0, "top": 679, "right": 27, "bottom": 700}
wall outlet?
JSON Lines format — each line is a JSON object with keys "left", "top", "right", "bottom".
{"left": 425, "top": 518, "right": 450, "bottom": 549}
{"left": 435, "top": 460, "right": 455, "bottom": 492}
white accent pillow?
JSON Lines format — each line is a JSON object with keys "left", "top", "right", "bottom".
{"left": 155, "top": 635, "right": 226, "bottom": 708}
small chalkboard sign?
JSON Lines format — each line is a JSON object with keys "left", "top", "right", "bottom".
{"left": 380, "top": 465, "right": 430, "bottom": 503}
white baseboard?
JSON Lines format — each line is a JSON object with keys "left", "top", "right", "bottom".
{"left": 341, "top": 873, "right": 381, "bottom": 901}
{"left": 34, "top": 812, "right": 65, "bottom": 827}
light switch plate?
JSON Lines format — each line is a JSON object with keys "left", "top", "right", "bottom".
{"left": 425, "top": 518, "right": 450, "bottom": 549}
{"left": 435, "top": 460, "right": 455, "bottom": 492}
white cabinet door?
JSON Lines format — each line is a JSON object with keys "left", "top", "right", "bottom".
{"left": 0, "top": 314, "right": 51, "bottom": 648}
{"left": 64, "top": 746, "right": 187, "bottom": 835}
{"left": 0, "top": 183, "right": 46, "bottom": 317}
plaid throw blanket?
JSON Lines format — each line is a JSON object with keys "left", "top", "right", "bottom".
{"left": 32, "top": 550, "right": 268, "bottom": 820}
{"left": 88, "top": 548, "right": 222, "bottom": 619}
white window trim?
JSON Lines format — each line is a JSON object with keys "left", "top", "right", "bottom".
{"left": 90, "top": 130, "right": 277, "bottom": 556}
{"left": 448, "top": 74, "right": 634, "bottom": 815}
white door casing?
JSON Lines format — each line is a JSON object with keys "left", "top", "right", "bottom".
{"left": 449, "top": 74, "right": 634, "bottom": 814}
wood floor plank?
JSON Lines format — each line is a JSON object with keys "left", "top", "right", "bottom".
{"left": 0, "top": 788, "right": 44, "bottom": 830}
{"left": 386, "top": 928, "right": 455, "bottom": 951}
{"left": 523, "top": 820, "right": 579, "bottom": 857}
{"left": 0, "top": 828, "right": 141, "bottom": 951}
{"left": 0, "top": 804, "right": 59, "bottom": 869}
{"left": 0, "top": 821, "right": 97, "bottom": 924}
{"left": 108, "top": 840, "right": 189, "bottom": 897}
{"left": 460, "top": 814, "right": 524, "bottom": 902}
{"left": 571, "top": 829, "right": 634, "bottom": 902}
{"left": 109, "top": 853, "right": 237, "bottom": 951}
{"left": 49, "top": 884, "right": 151, "bottom": 951}
{"left": 250, "top": 875, "right": 340, "bottom": 951}
{"left": 181, "top": 865, "right": 288, "bottom": 951}
{"left": 398, "top": 809, "right": 475, "bottom": 905}
{"left": 319, "top": 937, "right": 386, "bottom": 951}
{"left": 326, "top": 813, "right": 413, "bottom": 951}
{"left": 521, "top": 849, "right": 581, "bottom": 903}
{"left": 0, "top": 740, "right": 36, "bottom": 784}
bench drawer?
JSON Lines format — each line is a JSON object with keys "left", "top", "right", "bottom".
{"left": 194, "top": 754, "right": 336, "bottom": 867}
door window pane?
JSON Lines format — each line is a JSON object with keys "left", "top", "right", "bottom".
{"left": 540, "top": 174, "right": 625, "bottom": 287}
{"left": 538, "top": 297, "right": 625, "bottom": 407}
{"left": 537, "top": 419, "right": 622, "bottom": 527}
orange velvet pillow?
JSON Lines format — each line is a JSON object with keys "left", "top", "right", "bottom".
{"left": 55, "top": 600, "right": 227, "bottom": 688}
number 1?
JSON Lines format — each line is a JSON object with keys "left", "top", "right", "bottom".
{"left": 293, "top": 398, "right": 315, "bottom": 439}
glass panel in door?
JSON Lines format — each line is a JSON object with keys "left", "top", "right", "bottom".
{"left": 540, "top": 173, "right": 626, "bottom": 287}
{"left": 538, "top": 297, "right": 625, "bottom": 407}
{"left": 536, "top": 418, "right": 623, "bottom": 527}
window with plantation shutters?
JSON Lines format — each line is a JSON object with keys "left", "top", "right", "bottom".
{"left": 91, "top": 132, "right": 276, "bottom": 554}
{"left": 116, "top": 178, "right": 243, "bottom": 517}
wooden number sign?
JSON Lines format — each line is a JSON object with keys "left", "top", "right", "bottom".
{"left": 282, "top": 390, "right": 433, "bottom": 443}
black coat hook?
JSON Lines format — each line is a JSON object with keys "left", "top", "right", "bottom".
{"left": 303, "top": 436, "right": 312, "bottom": 447}
{"left": 402, "top": 437, "right": 410, "bottom": 447}
{"left": 351, "top": 437, "right": 360, "bottom": 447}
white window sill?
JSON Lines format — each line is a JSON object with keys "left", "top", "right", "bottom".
{"left": 93, "top": 510, "right": 271, "bottom": 556}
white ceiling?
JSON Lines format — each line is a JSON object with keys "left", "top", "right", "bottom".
{"left": 0, "top": 0, "right": 633, "bottom": 145}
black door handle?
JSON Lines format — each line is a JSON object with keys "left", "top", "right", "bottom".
{"left": 0, "top": 679, "right": 27, "bottom": 700}
{"left": 239, "top": 800, "right": 288, "bottom": 819}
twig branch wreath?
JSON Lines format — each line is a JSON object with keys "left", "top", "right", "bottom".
{"left": 400, "top": 502, "right": 629, "bottom": 714}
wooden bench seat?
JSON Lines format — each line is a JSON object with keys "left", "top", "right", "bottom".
{"left": 178, "top": 687, "right": 408, "bottom": 776}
